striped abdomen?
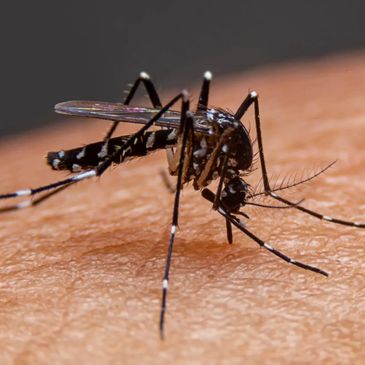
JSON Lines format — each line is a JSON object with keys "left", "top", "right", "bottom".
{"left": 47, "top": 129, "right": 177, "bottom": 173}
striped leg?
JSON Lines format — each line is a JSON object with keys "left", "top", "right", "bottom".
{"left": 236, "top": 92, "right": 365, "bottom": 229}
{"left": 160, "top": 92, "right": 193, "bottom": 340}
{"left": 0, "top": 184, "right": 75, "bottom": 213}
{"left": 199, "top": 127, "right": 238, "bottom": 243}
{"left": 268, "top": 192, "right": 365, "bottom": 228}
{"left": 197, "top": 71, "right": 212, "bottom": 112}
{"left": 102, "top": 71, "right": 162, "bottom": 144}
{"left": 166, "top": 71, "right": 212, "bottom": 177}
{"left": 0, "top": 92, "right": 187, "bottom": 212}
{"left": 201, "top": 188, "right": 328, "bottom": 277}
{"left": 210, "top": 132, "right": 240, "bottom": 244}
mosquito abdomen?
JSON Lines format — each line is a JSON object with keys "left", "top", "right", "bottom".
{"left": 47, "top": 129, "right": 177, "bottom": 173}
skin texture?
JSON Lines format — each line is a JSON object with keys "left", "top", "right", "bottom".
{"left": 0, "top": 53, "right": 365, "bottom": 365}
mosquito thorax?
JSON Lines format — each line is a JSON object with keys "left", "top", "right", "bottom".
{"left": 205, "top": 108, "right": 253, "bottom": 170}
{"left": 189, "top": 108, "right": 253, "bottom": 189}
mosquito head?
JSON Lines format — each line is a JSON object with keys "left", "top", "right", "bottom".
{"left": 221, "top": 176, "right": 249, "bottom": 213}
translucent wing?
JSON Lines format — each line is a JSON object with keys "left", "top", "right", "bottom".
{"left": 55, "top": 100, "right": 186, "bottom": 130}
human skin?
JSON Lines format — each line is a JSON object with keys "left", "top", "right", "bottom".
{"left": 0, "top": 53, "right": 364, "bottom": 365}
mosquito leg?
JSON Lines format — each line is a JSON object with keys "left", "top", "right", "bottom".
{"left": 212, "top": 152, "right": 233, "bottom": 243}
{"left": 0, "top": 170, "right": 97, "bottom": 207}
{"left": 194, "top": 124, "right": 238, "bottom": 243}
{"left": 219, "top": 158, "right": 234, "bottom": 244}
{"left": 269, "top": 192, "right": 365, "bottom": 228}
{"left": 235, "top": 91, "right": 270, "bottom": 191}
{"left": 159, "top": 93, "right": 192, "bottom": 340}
{"left": 165, "top": 71, "right": 212, "bottom": 175}
{"left": 197, "top": 71, "right": 212, "bottom": 112}
{"left": 102, "top": 72, "right": 163, "bottom": 154}
{"left": 0, "top": 183, "right": 75, "bottom": 213}
{"left": 194, "top": 125, "right": 238, "bottom": 243}
{"left": 212, "top": 153, "right": 229, "bottom": 210}
{"left": 124, "top": 71, "right": 162, "bottom": 108}
{"left": 202, "top": 188, "right": 328, "bottom": 277}
{"left": 0, "top": 92, "right": 187, "bottom": 207}
{"left": 196, "top": 146, "right": 233, "bottom": 244}
{"left": 236, "top": 92, "right": 365, "bottom": 228}
{"left": 225, "top": 209, "right": 328, "bottom": 276}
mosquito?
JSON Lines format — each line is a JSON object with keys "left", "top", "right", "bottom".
{"left": 0, "top": 71, "right": 364, "bottom": 339}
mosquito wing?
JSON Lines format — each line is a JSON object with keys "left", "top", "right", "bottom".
{"left": 55, "top": 100, "right": 196, "bottom": 130}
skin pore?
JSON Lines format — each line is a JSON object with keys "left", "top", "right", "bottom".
{"left": 0, "top": 53, "right": 365, "bottom": 364}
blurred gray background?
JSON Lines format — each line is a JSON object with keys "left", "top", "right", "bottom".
{"left": 0, "top": 1, "right": 364, "bottom": 136}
